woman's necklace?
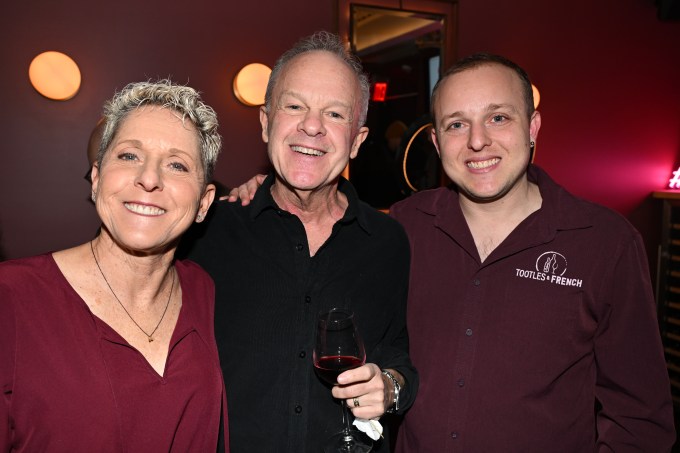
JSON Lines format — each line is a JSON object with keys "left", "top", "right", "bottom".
{"left": 90, "top": 240, "right": 174, "bottom": 343}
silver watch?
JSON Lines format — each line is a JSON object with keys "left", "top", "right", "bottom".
{"left": 382, "top": 370, "right": 401, "bottom": 413}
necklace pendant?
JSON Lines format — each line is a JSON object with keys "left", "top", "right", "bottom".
{"left": 90, "top": 241, "right": 174, "bottom": 346}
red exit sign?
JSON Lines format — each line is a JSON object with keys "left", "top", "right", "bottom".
{"left": 372, "top": 82, "right": 388, "bottom": 102}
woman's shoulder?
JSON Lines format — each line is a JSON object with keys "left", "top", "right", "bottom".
{"left": 175, "top": 258, "right": 214, "bottom": 295}
{"left": 175, "top": 257, "right": 210, "bottom": 277}
{"left": 174, "top": 258, "right": 216, "bottom": 327}
{"left": 0, "top": 253, "right": 57, "bottom": 282}
{"left": 0, "top": 253, "right": 66, "bottom": 318}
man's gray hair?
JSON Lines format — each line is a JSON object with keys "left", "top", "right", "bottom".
{"left": 264, "top": 31, "right": 370, "bottom": 127}
{"left": 99, "top": 79, "right": 221, "bottom": 183}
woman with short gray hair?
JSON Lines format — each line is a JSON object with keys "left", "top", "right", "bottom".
{"left": 0, "top": 80, "right": 228, "bottom": 451}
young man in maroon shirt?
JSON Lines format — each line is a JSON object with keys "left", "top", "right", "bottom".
{"left": 390, "top": 53, "right": 674, "bottom": 452}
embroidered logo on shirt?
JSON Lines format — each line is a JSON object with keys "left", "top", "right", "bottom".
{"left": 515, "top": 251, "right": 583, "bottom": 287}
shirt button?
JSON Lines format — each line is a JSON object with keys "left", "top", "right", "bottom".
{"left": 451, "top": 432, "right": 458, "bottom": 439}
{"left": 305, "top": 295, "right": 311, "bottom": 304}
{"left": 457, "top": 378, "right": 465, "bottom": 387}
{"left": 294, "top": 405, "right": 303, "bottom": 414}
{"left": 465, "top": 328, "right": 473, "bottom": 336}
{"left": 296, "top": 244, "right": 304, "bottom": 252}
{"left": 299, "top": 350, "right": 306, "bottom": 358}
{"left": 473, "top": 279, "right": 480, "bottom": 286}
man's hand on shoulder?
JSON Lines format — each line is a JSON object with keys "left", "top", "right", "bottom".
{"left": 219, "top": 174, "right": 267, "bottom": 205}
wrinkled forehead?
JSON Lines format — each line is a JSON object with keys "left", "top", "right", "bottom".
{"left": 274, "top": 51, "right": 360, "bottom": 103}
{"left": 104, "top": 106, "right": 201, "bottom": 159}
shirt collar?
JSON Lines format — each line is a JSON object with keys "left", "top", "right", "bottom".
{"left": 526, "top": 164, "right": 592, "bottom": 231}
{"left": 419, "top": 164, "right": 593, "bottom": 233}
{"left": 248, "top": 173, "right": 372, "bottom": 235}
{"left": 248, "top": 173, "right": 278, "bottom": 220}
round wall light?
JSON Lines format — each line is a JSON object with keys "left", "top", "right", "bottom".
{"left": 532, "top": 84, "right": 541, "bottom": 109}
{"left": 233, "top": 63, "right": 271, "bottom": 106}
{"left": 29, "top": 51, "right": 81, "bottom": 101}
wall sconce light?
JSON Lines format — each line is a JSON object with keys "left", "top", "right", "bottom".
{"left": 233, "top": 63, "right": 271, "bottom": 106}
{"left": 29, "top": 51, "right": 81, "bottom": 101}
{"left": 532, "top": 84, "right": 541, "bottom": 109}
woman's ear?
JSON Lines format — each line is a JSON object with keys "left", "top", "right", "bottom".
{"left": 196, "top": 183, "right": 216, "bottom": 223}
{"left": 90, "top": 163, "right": 100, "bottom": 203}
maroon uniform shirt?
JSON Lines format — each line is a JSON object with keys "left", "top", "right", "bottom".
{"left": 391, "top": 165, "right": 674, "bottom": 452}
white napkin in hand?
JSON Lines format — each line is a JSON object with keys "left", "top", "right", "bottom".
{"left": 353, "top": 418, "right": 383, "bottom": 441}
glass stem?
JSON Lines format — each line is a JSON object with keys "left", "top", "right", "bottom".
{"left": 341, "top": 400, "right": 353, "bottom": 437}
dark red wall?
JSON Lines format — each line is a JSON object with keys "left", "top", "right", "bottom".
{"left": 1, "top": 0, "right": 679, "bottom": 262}
{"left": 455, "top": 0, "right": 680, "bottom": 275}
{"left": 458, "top": 0, "right": 680, "bottom": 212}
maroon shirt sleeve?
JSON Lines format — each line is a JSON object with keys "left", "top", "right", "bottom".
{"left": 593, "top": 232, "right": 675, "bottom": 451}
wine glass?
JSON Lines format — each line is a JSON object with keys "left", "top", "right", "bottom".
{"left": 313, "top": 308, "right": 372, "bottom": 453}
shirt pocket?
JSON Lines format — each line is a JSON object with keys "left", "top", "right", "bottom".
{"left": 484, "top": 277, "right": 589, "bottom": 376}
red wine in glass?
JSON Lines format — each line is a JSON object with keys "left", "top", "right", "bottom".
{"left": 315, "top": 355, "right": 365, "bottom": 385}
{"left": 313, "top": 308, "right": 371, "bottom": 453}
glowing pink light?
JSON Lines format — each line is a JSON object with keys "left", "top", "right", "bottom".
{"left": 668, "top": 167, "right": 680, "bottom": 189}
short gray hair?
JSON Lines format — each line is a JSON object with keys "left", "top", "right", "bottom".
{"left": 99, "top": 79, "right": 221, "bottom": 182}
{"left": 264, "top": 31, "right": 370, "bottom": 127}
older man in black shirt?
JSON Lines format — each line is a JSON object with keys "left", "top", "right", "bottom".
{"left": 182, "top": 31, "right": 417, "bottom": 452}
